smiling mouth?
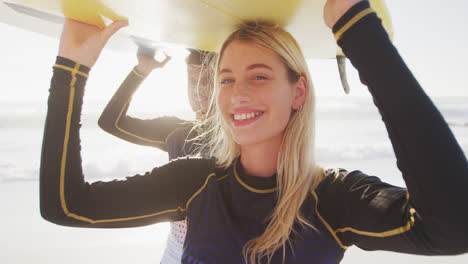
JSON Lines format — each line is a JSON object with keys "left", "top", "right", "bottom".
{"left": 232, "top": 112, "right": 263, "bottom": 121}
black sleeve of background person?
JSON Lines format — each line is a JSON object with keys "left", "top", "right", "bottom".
{"left": 97, "top": 68, "right": 186, "bottom": 151}
{"left": 166, "top": 125, "right": 202, "bottom": 160}
{"left": 40, "top": 57, "right": 214, "bottom": 228}
{"left": 334, "top": 1, "right": 468, "bottom": 254}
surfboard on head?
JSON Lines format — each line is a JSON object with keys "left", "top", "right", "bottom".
{"left": 1, "top": 0, "right": 393, "bottom": 94}
{"left": 1, "top": 0, "right": 392, "bottom": 59}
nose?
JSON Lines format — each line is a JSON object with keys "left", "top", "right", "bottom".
{"left": 231, "top": 80, "right": 251, "bottom": 104}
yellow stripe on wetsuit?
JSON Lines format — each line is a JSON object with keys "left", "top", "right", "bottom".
{"left": 311, "top": 189, "right": 417, "bottom": 250}
{"left": 334, "top": 7, "right": 374, "bottom": 41}
{"left": 113, "top": 69, "right": 169, "bottom": 147}
{"left": 232, "top": 159, "right": 277, "bottom": 194}
{"left": 55, "top": 63, "right": 226, "bottom": 224}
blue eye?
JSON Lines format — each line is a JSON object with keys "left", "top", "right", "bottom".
{"left": 221, "top": 79, "right": 234, "bottom": 84}
{"left": 253, "top": 75, "right": 268, "bottom": 80}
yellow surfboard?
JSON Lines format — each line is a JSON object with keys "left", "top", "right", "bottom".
{"left": 1, "top": 0, "right": 392, "bottom": 59}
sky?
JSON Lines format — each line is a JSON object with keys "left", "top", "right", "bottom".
{"left": 1, "top": 0, "right": 467, "bottom": 115}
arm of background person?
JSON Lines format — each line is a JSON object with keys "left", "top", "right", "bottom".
{"left": 97, "top": 52, "right": 186, "bottom": 151}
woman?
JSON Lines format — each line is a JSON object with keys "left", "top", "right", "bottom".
{"left": 40, "top": 0, "right": 468, "bottom": 263}
{"left": 98, "top": 48, "right": 215, "bottom": 159}
{"left": 98, "top": 48, "right": 215, "bottom": 263}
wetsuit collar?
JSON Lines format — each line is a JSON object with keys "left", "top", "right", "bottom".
{"left": 233, "top": 158, "right": 277, "bottom": 194}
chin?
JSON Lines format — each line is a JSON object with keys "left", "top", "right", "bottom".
{"left": 233, "top": 133, "right": 266, "bottom": 147}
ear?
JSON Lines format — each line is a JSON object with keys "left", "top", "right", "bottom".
{"left": 292, "top": 75, "right": 308, "bottom": 110}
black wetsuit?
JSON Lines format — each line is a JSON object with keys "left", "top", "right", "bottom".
{"left": 40, "top": 2, "right": 468, "bottom": 263}
{"left": 97, "top": 68, "right": 199, "bottom": 160}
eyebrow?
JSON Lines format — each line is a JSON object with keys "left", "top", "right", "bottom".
{"left": 246, "top": 63, "right": 273, "bottom": 71}
{"left": 219, "top": 63, "right": 273, "bottom": 75}
{"left": 219, "top": 68, "right": 232, "bottom": 74}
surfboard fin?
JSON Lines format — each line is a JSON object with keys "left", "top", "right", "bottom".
{"left": 337, "top": 55, "right": 350, "bottom": 94}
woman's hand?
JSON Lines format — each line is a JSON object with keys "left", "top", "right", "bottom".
{"left": 135, "top": 53, "right": 171, "bottom": 76}
{"left": 323, "top": 0, "right": 363, "bottom": 28}
{"left": 58, "top": 18, "right": 128, "bottom": 68}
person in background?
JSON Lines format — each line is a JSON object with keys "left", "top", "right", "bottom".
{"left": 40, "top": 0, "right": 468, "bottom": 263}
{"left": 98, "top": 48, "right": 215, "bottom": 159}
{"left": 98, "top": 48, "right": 215, "bottom": 263}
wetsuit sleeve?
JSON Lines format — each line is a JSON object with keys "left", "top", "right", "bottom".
{"left": 97, "top": 67, "right": 187, "bottom": 151}
{"left": 315, "top": 1, "right": 468, "bottom": 255}
{"left": 40, "top": 57, "right": 215, "bottom": 228}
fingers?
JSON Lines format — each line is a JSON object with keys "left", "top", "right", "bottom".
{"left": 58, "top": 18, "right": 129, "bottom": 68}
{"left": 323, "top": 0, "right": 363, "bottom": 28}
{"left": 101, "top": 20, "right": 129, "bottom": 42}
{"left": 160, "top": 55, "right": 171, "bottom": 67}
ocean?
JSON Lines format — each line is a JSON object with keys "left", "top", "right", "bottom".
{"left": 0, "top": 96, "right": 467, "bottom": 263}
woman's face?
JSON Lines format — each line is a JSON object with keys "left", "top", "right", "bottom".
{"left": 217, "top": 40, "right": 300, "bottom": 147}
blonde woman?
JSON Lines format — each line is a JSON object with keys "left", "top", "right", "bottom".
{"left": 40, "top": 0, "right": 468, "bottom": 263}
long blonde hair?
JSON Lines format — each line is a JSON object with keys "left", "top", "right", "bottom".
{"left": 201, "top": 21, "right": 324, "bottom": 263}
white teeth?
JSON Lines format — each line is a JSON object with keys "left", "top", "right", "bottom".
{"left": 234, "top": 112, "right": 261, "bottom": 121}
